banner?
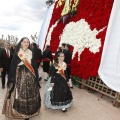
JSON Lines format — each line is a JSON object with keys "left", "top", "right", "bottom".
{"left": 98, "top": 0, "right": 120, "bottom": 92}
{"left": 37, "top": 1, "right": 56, "bottom": 51}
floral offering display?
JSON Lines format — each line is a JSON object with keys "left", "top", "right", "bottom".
{"left": 45, "top": 0, "right": 113, "bottom": 79}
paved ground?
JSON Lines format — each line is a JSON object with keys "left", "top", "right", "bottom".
{"left": 0, "top": 67, "right": 120, "bottom": 120}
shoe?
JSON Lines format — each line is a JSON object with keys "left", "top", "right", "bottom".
{"left": 47, "top": 87, "right": 52, "bottom": 91}
{"left": 25, "top": 118, "right": 29, "bottom": 120}
{"left": 39, "top": 77, "right": 42, "bottom": 81}
{"left": 70, "top": 86, "right": 73, "bottom": 89}
{"left": 61, "top": 108, "right": 67, "bottom": 112}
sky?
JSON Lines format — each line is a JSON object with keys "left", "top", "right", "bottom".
{"left": 0, "top": 0, "right": 47, "bottom": 41}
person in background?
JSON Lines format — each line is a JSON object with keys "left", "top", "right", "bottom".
{"left": 44, "top": 52, "right": 73, "bottom": 112}
{"left": 0, "top": 46, "right": 2, "bottom": 77}
{"left": 0, "top": 42, "right": 13, "bottom": 89}
{"left": 10, "top": 46, "right": 15, "bottom": 55}
{"left": 31, "top": 43, "right": 42, "bottom": 81}
{"left": 42, "top": 45, "right": 52, "bottom": 81}
{"left": 61, "top": 43, "right": 66, "bottom": 53}
{"left": 64, "top": 44, "right": 73, "bottom": 88}
{"left": 55, "top": 47, "right": 62, "bottom": 58}
{"left": 2, "top": 37, "right": 41, "bottom": 120}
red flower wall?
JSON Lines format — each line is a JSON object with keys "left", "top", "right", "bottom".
{"left": 45, "top": 0, "right": 114, "bottom": 79}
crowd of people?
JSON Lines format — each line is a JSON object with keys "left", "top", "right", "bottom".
{"left": 0, "top": 37, "right": 73, "bottom": 120}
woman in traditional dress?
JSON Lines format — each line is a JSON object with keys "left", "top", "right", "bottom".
{"left": 44, "top": 52, "right": 73, "bottom": 112}
{"left": 2, "top": 37, "right": 41, "bottom": 120}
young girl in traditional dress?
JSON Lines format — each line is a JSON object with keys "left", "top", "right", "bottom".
{"left": 2, "top": 37, "right": 41, "bottom": 120}
{"left": 44, "top": 52, "right": 73, "bottom": 112}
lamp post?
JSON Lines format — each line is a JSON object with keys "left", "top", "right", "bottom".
{"left": 46, "top": 0, "right": 55, "bottom": 7}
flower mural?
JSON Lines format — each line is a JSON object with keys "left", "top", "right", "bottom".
{"left": 60, "top": 19, "right": 106, "bottom": 60}
{"left": 45, "top": 0, "right": 113, "bottom": 79}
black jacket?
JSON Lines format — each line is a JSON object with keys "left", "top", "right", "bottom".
{"left": 0, "top": 48, "right": 13, "bottom": 70}
{"left": 43, "top": 49, "right": 52, "bottom": 61}
{"left": 64, "top": 50, "right": 72, "bottom": 64}
{"left": 32, "top": 48, "right": 42, "bottom": 62}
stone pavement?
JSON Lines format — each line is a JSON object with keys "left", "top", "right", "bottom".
{"left": 0, "top": 67, "right": 120, "bottom": 120}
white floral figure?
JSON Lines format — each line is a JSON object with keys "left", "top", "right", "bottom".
{"left": 59, "top": 19, "right": 105, "bottom": 60}
{"left": 46, "top": 19, "right": 105, "bottom": 60}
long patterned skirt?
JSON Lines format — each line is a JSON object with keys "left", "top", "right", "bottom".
{"left": 2, "top": 65, "right": 41, "bottom": 119}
